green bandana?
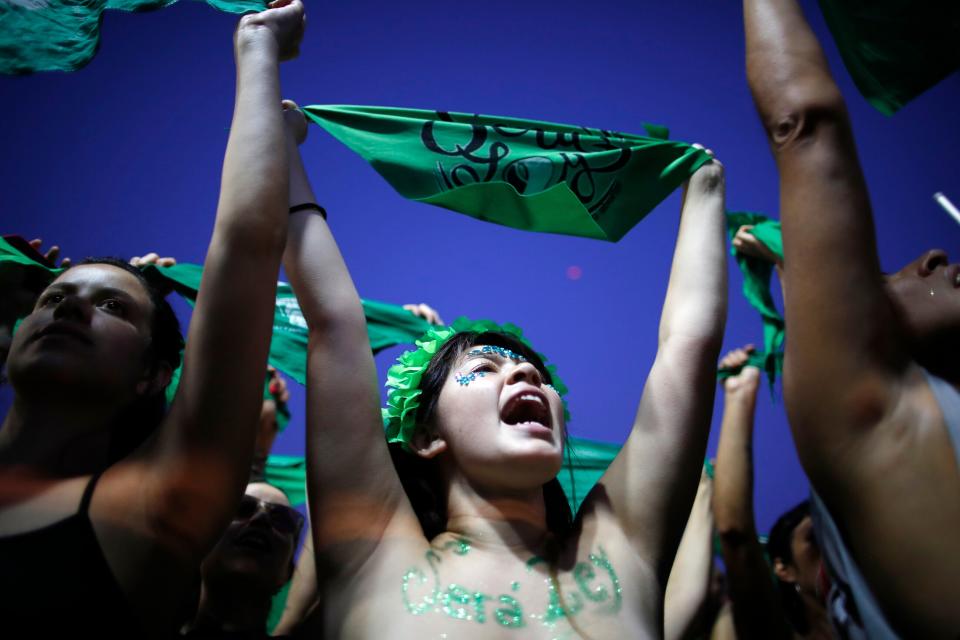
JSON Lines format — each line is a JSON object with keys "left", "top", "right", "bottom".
{"left": 724, "top": 212, "right": 785, "bottom": 387}
{"left": 302, "top": 105, "right": 712, "bottom": 242}
{"left": 137, "top": 262, "right": 432, "bottom": 399}
{"left": 382, "top": 317, "right": 569, "bottom": 451}
{"left": 818, "top": 0, "right": 960, "bottom": 116}
{"left": 0, "top": 0, "right": 264, "bottom": 74}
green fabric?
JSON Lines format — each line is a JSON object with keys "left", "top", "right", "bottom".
{"left": 142, "top": 263, "right": 432, "bottom": 387}
{"left": 0, "top": 236, "right": 63, "bottom": 329}
{"left": 264, "top": 437, "right": 619, "bottom": 514}
{"left": 302, "top": 105, "right": 713, "bottom": 242}
{"left": 725, "top": 212, "right": 785, "bottom": 387}
{"left": 0, "top": 0, "right": 263, "bottom": 74}
{"left": 264, "top": 454, "right": 309, "bottom": 507}
{"left": 266, "top": 442, "right": 713, "bottom": 517}
{"left": 818, "top": 0, "right": 960, "bottom": 116}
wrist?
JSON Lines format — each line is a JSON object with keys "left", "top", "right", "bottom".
{"left": 234, "top": 22, "right": 280, "bottom": 59}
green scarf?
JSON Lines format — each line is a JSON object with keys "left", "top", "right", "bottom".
{"left": 303, "top": 105, "right": 712, "bottom": 242}
{"left": 818, "top": 0, "right": 960, "bottom": 115}
{"left": 137, "top": 262, "right": 432, "bottom": 389}
{"left": 0, "top": 0, "right": 263, "bottom": 74}
{"left": 723, "top": 212, "right": 785, "bottom": 387}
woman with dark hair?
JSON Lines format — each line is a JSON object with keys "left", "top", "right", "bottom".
{"left": 713, "top": 346, "right": 831, "bottom": 640}
{"left": 745, "top": 0, "right": 960, "bottom": 636}
{"left": 0, "top": 1, "right": 305, "bottom": 634}
{"left": 280, "top": 89, "right": 728, "bottom": 636}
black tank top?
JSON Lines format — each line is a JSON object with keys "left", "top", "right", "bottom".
{"left": 0, "top": 472, "right": 144, "bottom": 637}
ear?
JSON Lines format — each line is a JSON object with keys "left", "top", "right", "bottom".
{"left": 136, "top": 361, "right": 173, "bottom": 398}
{"left": 411, "top": 426, "right": 447, "bottom": 460}
{"left": 772, "top": 558, "right": 797, "bottom": 584}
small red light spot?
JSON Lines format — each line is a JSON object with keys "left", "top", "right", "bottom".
{"left": 566, "top": 265, "right": 582, "bottom": 281}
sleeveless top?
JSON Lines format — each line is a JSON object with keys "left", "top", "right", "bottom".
{"left": 0, "top": 472, "right": 143, "bottom": 637}
{"left": 810, "top": 370, "right": 960, "bottom": 639}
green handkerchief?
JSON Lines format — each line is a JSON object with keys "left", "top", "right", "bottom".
{"left": 818, "top": 0, "right": 960, "bottom": 115}
{"left": 303, "top": 105, "right": 712, "bottom": 242}
{"left": 141, "top": 263, "right": 432, "bottom": 388}
{"left": 725, "top": 212, "right": 785, "bottom": 387}
{"left": 0, "top": 0, "right": 263, "bottom": 74}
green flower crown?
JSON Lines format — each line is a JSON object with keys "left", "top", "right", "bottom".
{"left": 382, "top": 317, "right": 570, "bottom": 449}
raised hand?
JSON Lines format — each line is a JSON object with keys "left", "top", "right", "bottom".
{"left": 236, "top": 0, "right": 306, "bottom": 62}
{"left": 732, "top": 225, "right": 782, "bottom": 267}
{"left": 129, "top": 252, "right": 177, "bottom": 268}
{"left": 282, "top": 99, "right": 308, "bottom": 146}
{"left": 719, "top": 344, "right": 760, "bottom": 396}
{"left": 402, "top": 302, "right": 444, "bottom": 325}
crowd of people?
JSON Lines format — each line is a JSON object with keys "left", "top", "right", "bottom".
{"left": 1, "top": 0, "right": 957, "bottom": 638}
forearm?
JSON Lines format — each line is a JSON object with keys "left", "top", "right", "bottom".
{"left": 665, "top": 477, "right": 714, "bottom": 640}
{"left": 658, "top": 174, "right": 727, "bottom": 349}
{"left": 744, "top": 0, "right": 900, "bottom": 429}
{"left": 744, "top": 0, "right": 842, "bottom": 129}
{"left": 283, "top": 183, "right": 366, "bottom": 333}
{"left": 713, "top": 390, "right": 759, "bottom": 538}
{"left": 215, "top": 26, "right": 288, "bottom": 248}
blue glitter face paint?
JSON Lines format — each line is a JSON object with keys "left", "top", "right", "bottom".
{"left": 454, "top": 370, "right": 485, "bottom": 386}
{"left": 454, "top": 345, "right": 531, "bottom": 387}
{"left": 466, "top": 345, "right": 527, "bottom": 363}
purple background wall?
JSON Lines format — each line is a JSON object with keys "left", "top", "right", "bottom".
{"left": 2, "top": 0, "right": 957, "bottom": 534}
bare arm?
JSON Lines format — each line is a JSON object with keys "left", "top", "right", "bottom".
{"left": 92, "top": 3, "right": 305, "bottom": 621}
{"left": 664, "top": 469, "right": 715, "bottom": 640}
{"left": 745, "top": 0, "right": 960, "bottom": 634}
{"left": 274, "top": 522, "right": 319, "bottom": 635}
{"left": 585, "top": 152, "right": 727, "bottom": 577}
{"left": 713, "top": 347, "right": 791, "bottom": 640}
{"left": 281, "top": 109, "right": 419, "bottom": 583}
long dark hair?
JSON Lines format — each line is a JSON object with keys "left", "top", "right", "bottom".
{"left": 389, "top": 331, "right": 573, "bottom": 540}
{"left": 767, "top": 499, "right": 811, "bottom": 634}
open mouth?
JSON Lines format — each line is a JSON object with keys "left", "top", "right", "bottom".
{"left": 501, "top": 390, "right": 552, "bottom": 430}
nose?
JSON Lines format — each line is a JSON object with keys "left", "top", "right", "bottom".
{"left": 505, "top": 360, "right": 543, "bottom": 387}
{"left": 52, "top": 293, "right": 92, "bottom": 323}
{"left": 918, "top": 249, "right": 949, "bottom": 276}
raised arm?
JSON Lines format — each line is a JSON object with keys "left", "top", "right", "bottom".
{"left": 585, "top": 151, "right": 727, "bottom": 577}
{"left": 280, "top": 106, "right": 419, "bottom": 583}
{"left": 664, "top": 468, "right": 716, "bottom": 640}
{"left": 713, "top": 347, "right": 791, "bottom": 640}
{"left": 101, "top": 0, "right": 305, "bottom": 578}
{"left": 744, "top": 0, "right": 898, "bottom": 449}
{"left": 745, "top": 0, "right": 960, "bottom": 634}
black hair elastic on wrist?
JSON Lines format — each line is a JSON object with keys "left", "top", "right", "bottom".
{"left": 289, "top": 202, "right": 327, "bottom": 219}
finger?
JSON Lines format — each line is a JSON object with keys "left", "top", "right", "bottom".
{"left": 157, "top": 257, "right": 177, "bottom": 267}
{"left": 281, "top": 99, "right": 299, "bottom": 111}
{"left": 129, "top": 256, "right": 142, "bottom": 267}
{"left": 142, "top": 252, "right": 160, "bottom": 264}
{"left": 44, "top": 246, "right": 60, "bottom": 263}
{"left": 59, "top": 257, "right": 71, "bottom": 268}
{"left": 29, "top": 238, "right": 42, "bottom": 249}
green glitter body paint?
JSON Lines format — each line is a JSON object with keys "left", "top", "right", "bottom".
{"left": 400, "top": 542, "right": 622, "bottom": 629}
